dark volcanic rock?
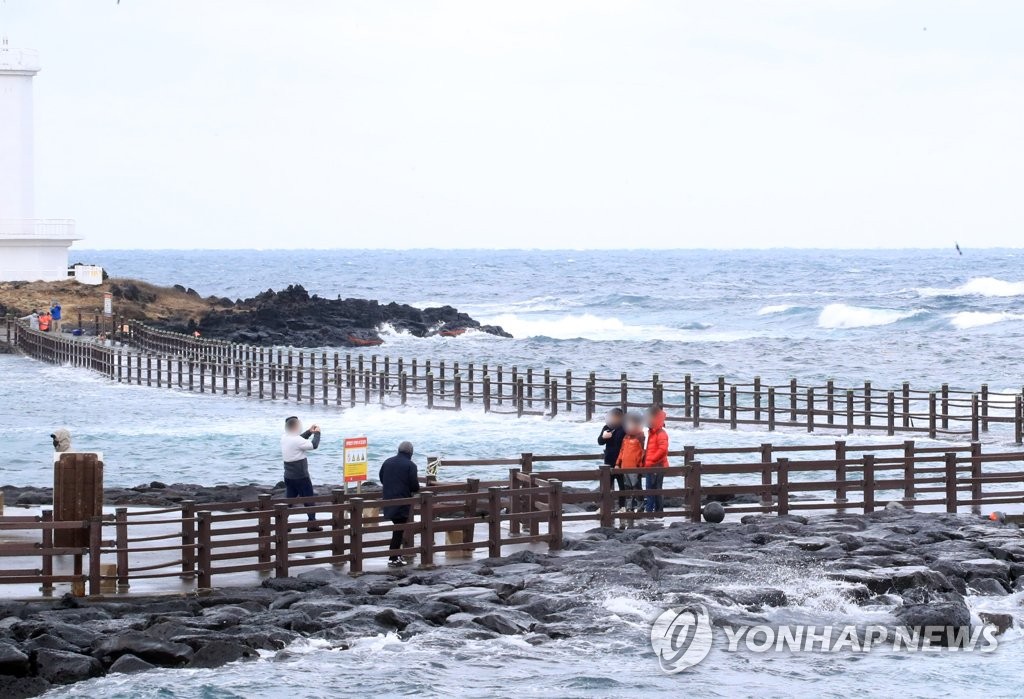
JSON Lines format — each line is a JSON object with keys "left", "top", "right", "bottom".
{"left": 186, "top": 641, "right": 257, "bottom": 669}
{"left": 0, "top": 676, "right": 50, "bottom": 699}
{"left": 108, "top": 653, "right": 156, "bottom": 674}
{"left": 92, "top": 632, "right": 194, "bottom": 666}
{"left": 0, "top": 640, "right": 30, "bottom": 675}
{"left": 154, "top": 284, "right": 512, "bottom": 347}
{"left": 34, "top": 649, "right": 103, "bottom": 684}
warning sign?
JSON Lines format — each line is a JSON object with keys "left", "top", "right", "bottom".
{"left": 343, "top": 437, "right": 368, "bottom": 483}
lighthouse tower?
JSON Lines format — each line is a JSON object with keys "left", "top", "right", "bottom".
{"left": 0, "top": 38, "right": 78, "bottom": 282}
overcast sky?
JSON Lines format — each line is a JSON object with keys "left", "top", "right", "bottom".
{"left": 3, "top": 1, "right": 1022, "bottom": 250}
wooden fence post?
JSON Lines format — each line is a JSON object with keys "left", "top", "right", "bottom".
{"left": 420, "top": 491, "right": 435, "bottom": 568}
{"left": 826, "top": 379, "right": 835, "bottom": 425}
{"left": 181, "top": 500, "right": 196, "bottom": 579}
{"left": 753, "top": 376, "right": 762, "bottom": 421}
{"left": 488, "top": 487, "right": 502, "bottom": 558}
{"left": 941, "top": 384, "right": 950, "bottom": 430}
{"left": 718, "top": 376, "right": 726, "bottom": 420}
{"left": 684, "top": 374, "right": 692, "bottom": 418}
{"left": 426, "top": 373, "right": 435, "bottom": 410}
{"left": 600, "top": 465, "right": 614, "bottom": 527}
{"left": 981, "top": 384, "right": 989, "bottom": 432}
{"left": 197, "top": 511, "right": 212, "bottom": 589}
{"left": 483, "top": 375, "right": 491, "bottom": 412}
{"left": 729, "top": 386, "right": 738, "bottom": 429}
{"left": 863, "top": 454, "right": 875, "bottom": 513}
{"left": 971, "top": 394, "right": 980, "bottom": 442}
{"left": 760, "top": 443, "right": 773, "bottom": 508}
{"left": 789, "top": 378, "right": 797, "bottom": 422}
{"left": 928, "top": 392, "right": 937, "bottom": 439}
{"left": 970, "top": 442, "right": 982, "bottom": 515}
{"left": 349, "top": 498, "right": 364, "bottom": 574}
{"left": 548, "top": 480, "right": 563, "bottom": 552}
{"left": 114, "top": 507, "right": 129, "bottom": 590}
{"left": 88, "top": 516, "right": 102, "bottom": 596}
{"left": 1016, "top": 396, "right": 1023, "bottom": 445}
{"left": 686, "top": 462, "right": 702, "bottom": 522}
{"left": 766, "top": 387, "right": 775, "bottom": 431}
{"left": 903, "top": 441, "right": 915, "bottom": 506}
{"left": 257, "top": 494, "right": 273, "bottom": 564}
{"left": 693, "top": 385, "right": 702, "bottom": 427}
{"left": 944, "top": 452, "right": 958, "bottom": 514}
{"left": 40, "top": 510, "right": 54, "bottom": 594}
{"left": 902, "top": 382, "right": 911, "bottom": 428}
{"left": 806, "top": 387, "right": 814, "bottom": 432}
{"left": 274, "top": 504, "right": 290, "bottom": 578}
{"left": 886, "top": 391, "right": 895, "bottom": 436}
{"left": 863, "top": 381, "right": 872, "bottom": 427}
{"left": 777, "top": 458, "right": 789, "bottom": 516}
{"left": 846, "top": 390, "right": 854, "bottom": 435}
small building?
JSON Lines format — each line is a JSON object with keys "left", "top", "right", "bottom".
{"left": 0, "top": 39, "right": 78, "bottom": 282}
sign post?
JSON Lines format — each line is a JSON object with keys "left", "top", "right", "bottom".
{"left": 343, "top": 437, "right": 368, "bottom": 494}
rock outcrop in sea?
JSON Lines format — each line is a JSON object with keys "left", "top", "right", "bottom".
{"left": 0, "top": 510, "right": 1018, "bottom": 698}
{"left": 154, "top": 284, "right": 511, "bottom": 347}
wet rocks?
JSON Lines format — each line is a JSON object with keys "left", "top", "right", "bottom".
{"left": 1, "top": 510, "right": 1021, "bottom": 697}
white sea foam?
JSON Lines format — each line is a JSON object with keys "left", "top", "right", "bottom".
{"left": 757, "top": 304, "right": 796, "bottom": 316}
{"left": 918, "top": 277, "right": 1024, "bottom": 298}
{"left": 949, "top": 311, "right": 1024, "bottom": 330}
{"left": 479, "top": 313, "right": 736, "bottom": 342}
{"left": 817, "top": 304, "right": 921, "bottom": 329}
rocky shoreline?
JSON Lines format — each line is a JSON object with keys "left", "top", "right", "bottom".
{"left": 0, "top": 279, "right": 510, "bottom": 348}
{"left": 0, "top": 509, "right": 1020, "bottom": 697}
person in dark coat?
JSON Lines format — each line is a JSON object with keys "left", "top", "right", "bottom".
{"left": 597, "top": 408, "right": 627, "bottom": 509}
{"left": 379, "top": 441, "right": 420, "bottom": 567}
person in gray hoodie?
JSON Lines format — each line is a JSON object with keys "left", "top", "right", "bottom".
{"left": 280, "top": 416, "right": 322, "bottom": 532}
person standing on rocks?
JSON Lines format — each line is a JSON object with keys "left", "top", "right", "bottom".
{"left": 379, "top": 441, "right": 420, "bottom": 568}
{"left": 598, "top": 408, "right": 626, "bottom": 509}
{"left": 281, "top": 416, "right": 323, "bottom": 532}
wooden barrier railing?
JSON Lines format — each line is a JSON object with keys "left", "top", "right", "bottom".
{"left": 4, "top": 439, "right": 1024, "bottom": 595}
{"left": 7, "top": 316, "right": 1024, "bottom": 443}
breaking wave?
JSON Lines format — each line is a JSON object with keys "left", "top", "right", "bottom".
{"left": 918, "top": 277, "right": 1024, "bottom": 298}
{"left": 949, "top": 311, "right": 1024, "bottom": 330}
{"left": 817, "top": 304, "right": 922, "bottom": 329}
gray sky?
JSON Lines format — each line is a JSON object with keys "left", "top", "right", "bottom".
{"left": 4, "top": 1, "right": 1023, "bottom": 250}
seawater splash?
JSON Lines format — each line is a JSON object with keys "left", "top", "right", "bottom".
{"left": 818, "top": 304, "right": 923, "bottom": 329}
{"left": 919, "top": 277, "right": 1024, "bottom": 298}
{"left": 479, "top": 313, "right": 716, "bottom": 342}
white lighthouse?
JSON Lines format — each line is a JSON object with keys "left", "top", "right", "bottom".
{"left": 0, "top": 38, "right": 78, "bottom": 282}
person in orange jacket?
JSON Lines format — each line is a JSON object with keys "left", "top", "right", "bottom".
{"left": 38, "top": 311, "right": 52, "bottom": 332}
{"left": 616, "top": 412, "right": 647, "bottom": 512}
{"left": 643, "top": 404, "right": 669, "bottom": 513}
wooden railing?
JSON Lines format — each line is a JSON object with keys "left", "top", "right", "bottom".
{"left": 7, "top": 316, "right": 1024, "bottom": 443}
{"left": 4, "top": 439, "right": 1024, "bottom": 596}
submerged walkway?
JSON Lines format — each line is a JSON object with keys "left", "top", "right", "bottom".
{"left": 6, "top": 317, "right": 1024, "bottom": 444}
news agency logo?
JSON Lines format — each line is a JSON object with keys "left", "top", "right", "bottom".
{"left": 649, "top": 605, "right": 714, "bottom": 673}
{"left": 650, "top": 606, "right": 1000, "bottom": 673}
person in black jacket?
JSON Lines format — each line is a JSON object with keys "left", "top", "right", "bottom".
{"left": 379, "top": 441, "right": 420, "bottom": 567}
{"left": 598, "top": 408, "right": 627, "bottom": 510}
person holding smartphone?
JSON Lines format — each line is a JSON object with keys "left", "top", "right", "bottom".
{"left": 281, "top": 416, "right": 323, "bottom": 532}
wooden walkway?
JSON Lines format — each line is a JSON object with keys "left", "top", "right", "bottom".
{"left": 5, "top": 316, "right": 1023, "bottom": 443}
{"left": 3, "top": 440, "right": 1024, "bottom": 598}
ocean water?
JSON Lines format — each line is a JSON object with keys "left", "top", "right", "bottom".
{"left": 4, "top": 248, "right": 1024, "bottom": 696}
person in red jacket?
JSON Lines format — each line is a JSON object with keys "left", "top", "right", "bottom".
{"left": 643, "top": 405, "right": 669, "bottom": 512}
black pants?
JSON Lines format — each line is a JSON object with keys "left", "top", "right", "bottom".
{"left": 389, "top": 515, "right": 409, "bottom": 558}
{"left": 284, "top": 477, "right": 316, "bottom": 521}
{"left": 612, "top": 473, "right": 627, "bottom": 509}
